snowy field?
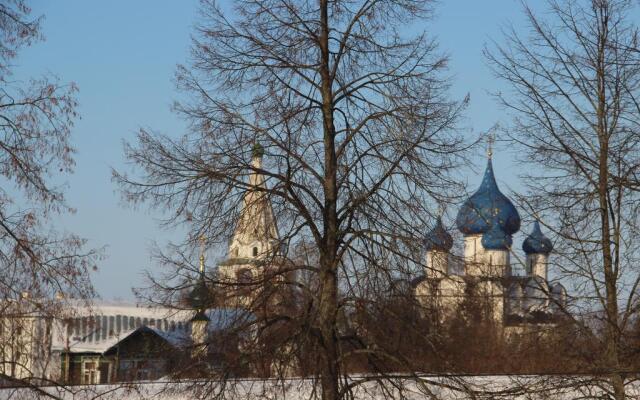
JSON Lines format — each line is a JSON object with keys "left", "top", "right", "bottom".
{"left": 0, "top": 376, "right": 638, "bottom": 399}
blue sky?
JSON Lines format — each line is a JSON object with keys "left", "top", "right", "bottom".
{"left": 18, "top": 1, "right": 537, "bottom": 299}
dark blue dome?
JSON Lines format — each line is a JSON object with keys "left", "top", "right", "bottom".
{"left": 425, "top": 217, "right": 453, "bottom": 252}
{"left": 522, "top": 221, "right": 553, "bottom": 255}
{"left": 481, "top": 224, "right": 512, "bottom": 250}
{"left": 188, "top": 271, "right": 211, "bottom": 311}
{"left": 456, "top": 159, "right": 521, "bottom": 235}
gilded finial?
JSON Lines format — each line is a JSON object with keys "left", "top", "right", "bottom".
{"left": 486, "top": 124, "right": 499, "bottom": 159}
{"left": 437, "top": 203, "right": 446, "bottom": 218}
{"left": 199, "top": 235, "right": 206, "bottom": 273}
{"left": 487, "top": 133, "right": 495, "bottom": 159}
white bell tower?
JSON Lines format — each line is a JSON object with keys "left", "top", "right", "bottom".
{"left": 227, "top": 144, "right": 280, "bottom": 261}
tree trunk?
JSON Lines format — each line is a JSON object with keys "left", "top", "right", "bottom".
{"left": 318, "top": 259, "right": 340, "bottom": 400}
{"left": 318, "top": 1, "right": 340, "bottom": 399}
{"left": 595, "top": 14, "right": 624, "bottom": 398}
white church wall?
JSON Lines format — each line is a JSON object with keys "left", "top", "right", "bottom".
{"left": 484, "top": 249, "right": 510, "bottom": 277}
{"left": 437, "top": 275, "right": 466, "bottom": 311}
{"left": 475, "top": 280, "right": 505, "bottom": 324}
{"left": 463, "top": 234, "right": 483, "bottom": 271}
{"left": 526, "top": 254, "right": 548, "bottom": 280}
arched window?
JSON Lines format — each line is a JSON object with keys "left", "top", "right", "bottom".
{"left": 232, "top": 247, "right": 239, "bottom": 257}
{"left": 252, "top": 247, "right": 258, "bottom": 257}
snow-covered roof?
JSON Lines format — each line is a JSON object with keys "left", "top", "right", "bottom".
{"left": 62, "top": 299, "right": 191, "bottom": 320}
{"left": 62, "top": 329, "right": 134, "bottom": 353}
{"left": 56, "top": 326, "right": 188, "bottom": 354}
{"left": 50, "top": 302, "right": 252, "bottom": 353}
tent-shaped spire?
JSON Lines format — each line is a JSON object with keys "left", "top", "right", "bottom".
{"left": 228, "top": 144, "right": 280, "bottom": 259}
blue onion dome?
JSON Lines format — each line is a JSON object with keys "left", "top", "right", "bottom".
{"left": 424, "top": 217, "right": 453, "bottom": 252}
{"left": 522, "top": 220, "right": 553, "bottom": 255}
{"left": 481, "top": 223, "right": 512, "bottom": 250}
{"left": 456, "top": 159, "right": 521, "bottom": 236}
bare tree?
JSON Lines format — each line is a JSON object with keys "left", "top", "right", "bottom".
{"left": 486, "top": 0, "right": 640, "bottom": 398}
{"left": 0, "top": 0, "right": 98, "bottom": 385}
{"left": 115, "top": 0, "right": 469, "bottom": 398}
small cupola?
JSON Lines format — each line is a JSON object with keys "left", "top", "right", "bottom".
{"left": 189, "top": 238, "right": 212, "bottom": 312}
{"left": 189, "top": 241, "right": 211, "bottom": 358}
{"left": 522, "top": 221, "right": 553, "bottom": 255}
{"left": 423, "top": 217, "right": 453, "bottom": 279}
{"left": 424, "top": 217, "right": 453, "bottom": 252}
{"left": 188, "top": 271, "right": 211, "bottom": 314}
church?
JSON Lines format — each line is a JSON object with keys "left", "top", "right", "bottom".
{"left": 211, "top": 143, "right": 569, "bottom": 333}
{"left": 413, "top": 149, "right": 568, "bottom": 331}
{"left": 0, "top": 144, "right": 570, "bottom": 386}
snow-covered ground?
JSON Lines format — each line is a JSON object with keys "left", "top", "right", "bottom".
{"left": 0, "top": 376, "right": 637, "bottom": 399}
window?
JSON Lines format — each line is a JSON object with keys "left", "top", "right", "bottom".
{"left": 232, "top": 247, "right": 239, "bottom": 257}
{"left": 82, "top": 360, "right": 100, "bottom": 384}
{"left": 252, "top": 247, "right": 258, "bottom": 257}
